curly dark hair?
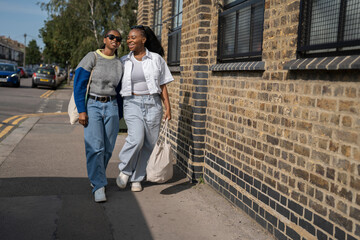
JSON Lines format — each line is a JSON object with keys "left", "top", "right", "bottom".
{"left": 131, "top": 25, "right": 164, "bottom": 57}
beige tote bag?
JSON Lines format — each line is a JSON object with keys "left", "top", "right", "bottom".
{"left": 68, "top": 53, "right": 97, "bottom": 124}
{"left": 146, "top": 119, "right": 173, "bottom": 183}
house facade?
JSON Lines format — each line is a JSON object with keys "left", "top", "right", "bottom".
{"left": 136, "top": 0, "right": 360, "bottom": 239}
{"left": 0, "top": 36, "right": 25, "bottom": 66}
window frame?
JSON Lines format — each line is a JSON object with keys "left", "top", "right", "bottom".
{"left": 217, "top": 0, "right": 265, "bottom": 63}
{"left": 297, "top": 0, "right": 360, "bottom": 58}
{"left": 167, "top": 0, "right": 183, "bottom": 66}
{"left": 153, "top": 0, "right": 163, "bottom": 41}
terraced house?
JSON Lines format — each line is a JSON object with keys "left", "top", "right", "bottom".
{"left": 136, "top": 0, "right": 360, "bottom": 239}
{"left": 0, "top": 36, "right": 25, "bottom": 66}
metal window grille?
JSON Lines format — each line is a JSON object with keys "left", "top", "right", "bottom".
{"left": 168, "top": 0, "right": 182, "bottom": 66}
{"left": 153, "top": 0, "right": 163, "bottom": 40}
{"left": 298, "top": 0, "right": 360, "bottom": 57}
{"left": 218, "top": 0, "right": 264, "bottom": 62}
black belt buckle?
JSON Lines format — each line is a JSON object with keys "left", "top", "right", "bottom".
{"left": 99, "top": 96, "right": 108, "bottom": 103}
{"left": 89, "top": 95, "right": 115, "bottom": 103}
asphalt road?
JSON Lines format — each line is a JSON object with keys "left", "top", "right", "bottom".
{"left": 0, "top": 77, "right": 69, "bottom": 141}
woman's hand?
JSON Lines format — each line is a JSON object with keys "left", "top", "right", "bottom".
{"left": 164, "top": 108, "right": 171, "bottom": 121}
{"left": 79, "top": 112, "right": 88, "bottom": 127}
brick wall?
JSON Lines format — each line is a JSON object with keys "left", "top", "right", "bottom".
{"left": 136, "top": 0, "right": 360, "bottom": 239}
{"left": 172, "top": 0, "right": 212, "bottom": 179}
{"left": 137, "top": 0, "right": 154, "bottom": 26}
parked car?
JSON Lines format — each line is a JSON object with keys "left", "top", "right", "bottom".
{"left": 0, "top": 63, "right": 20, "bottom": 87}
{"left": 32, "top": 66, "right": 65, "bottom": 89}
{"left": 26, "top": 68, "right": 34, "bottom": 76}
{"left": 59, "top": 67, "right": 67, "bottom": 79}
{"left": 18, "top": 67, "right": 28, "bottom": 78}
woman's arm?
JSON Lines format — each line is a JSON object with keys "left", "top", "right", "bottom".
{"left": 74, "top": 52, "right": 97, "bottom": 127}
{"left": 160, "top": 84, "right": 171, "bottom": 121}
{"left": 73, "top": 68, "right": 90, "bottom": 127}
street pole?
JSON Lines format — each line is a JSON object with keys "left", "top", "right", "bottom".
{"left": 23, "top": 34, "right": 27, "bottom": 67}
{"left": 66, "top": 60, "right": 70, "bottom": 85}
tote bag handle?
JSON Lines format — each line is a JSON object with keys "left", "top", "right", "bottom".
{"left": 158, "top": 119, "right": 169, "bottom": 144}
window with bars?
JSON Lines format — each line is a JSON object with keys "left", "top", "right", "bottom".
{"left": 153, "top": 0, "right": 163, "bottom": 40}
{"left": 168, "top": 0, "right": 182, "bottom": 66}
{"left": 298, "top": 0, "right": 360, "bottom": 57}
{"left": 218, "top": 0, "right": 264, "bottom": 62}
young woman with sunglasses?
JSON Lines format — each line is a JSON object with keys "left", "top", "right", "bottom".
{"left": 116, "top": 26, "right": 173, "bottom": 192}
{"left": 73, "top": 29, "right": 123, "bottom": 202}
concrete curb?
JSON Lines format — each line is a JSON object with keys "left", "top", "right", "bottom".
{"left": 0, "top": 117, "right": 40, "bottom": 167}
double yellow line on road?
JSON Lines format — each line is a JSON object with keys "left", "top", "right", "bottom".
{"left": 0, "top": 112, "right": 67, "bottom": 140}
{"left": 0, "top": 90, "right": 62, "bottom": 140}
{"left": 0, "top": 115, "right": 28, "bottom": 139}
{"left": 0, "top": 115, "right": 26, "bottom": 139}
{"left": 40, "top": 90, "right": 55, "bottom": 98}
{"left": 0, "top": 125, "right": 13, "bottom": 139}
{"left": 0, "top": 89, "right": 64, "bottom": 139}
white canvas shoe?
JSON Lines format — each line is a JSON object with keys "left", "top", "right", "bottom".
{"left": 116, "top": 172, "right": 129, "bottom": 189}
{"left": 94, "top": 187, "right": 106, "bottom": 202}
{"left": 131, "top": 182, "right": 142, "bottom": 192}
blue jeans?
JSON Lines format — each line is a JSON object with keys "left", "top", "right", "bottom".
{"left": 118, "top": 94, "right": 162, "bottom": 182}
{"left": 84, "top": 98, "right": 119, "bottom": 193}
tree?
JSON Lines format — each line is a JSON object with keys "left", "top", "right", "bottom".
{"left": 116, "top": 0, "right": 138, "bottom": 56}
{"left": 39, "top": 0, "right": 138, "bottom": 68}
{"left": 25, "top": 40, "right": 42, "bottom": 65}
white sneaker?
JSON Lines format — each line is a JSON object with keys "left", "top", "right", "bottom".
{"left": 116, "top": 172, "right": 129, "bottom": 189}
{"left": 131, "top": 182, "right": 142, "bottom": 192}
{"left": 94, "top": 187, "right": 106, "bottom": 202}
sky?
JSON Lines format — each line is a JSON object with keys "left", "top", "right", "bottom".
{"left": 0, "top": 0, "right": 48, "bottom": 50}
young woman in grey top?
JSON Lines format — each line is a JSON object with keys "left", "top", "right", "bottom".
{"left": 116, "top": 26, "right": 173, "bottom": 192}
{"left": 73, "top": 30, "right": 123, "bottom": 202}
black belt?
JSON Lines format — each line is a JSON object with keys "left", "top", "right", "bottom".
{"left": 89, "top": 95, "right": 116, "bottom": 103}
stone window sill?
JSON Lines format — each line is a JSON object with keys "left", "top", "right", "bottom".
{"left": 168, "top": 66, "right": 181, "bottom": 73}
{"left": 284, "top": 55, "right": 360, "bottom": 70}
{"left": 210, "top": 61, "right": 265, "bottom": 71}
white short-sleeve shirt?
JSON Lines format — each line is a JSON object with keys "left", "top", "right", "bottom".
{"left": 120, "top": 48, "right": 174, "bottom": 97}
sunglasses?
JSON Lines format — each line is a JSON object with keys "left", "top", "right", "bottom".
{"left": 106, "top": 34, "right": 122, "bottom": 42}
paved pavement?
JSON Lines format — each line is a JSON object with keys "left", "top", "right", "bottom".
{"left": 0, "top": 88, "right": 274, "bottom": 240}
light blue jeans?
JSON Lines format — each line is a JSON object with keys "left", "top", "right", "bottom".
{"left": 118, "top": 94, "right": 162, "bottom": 182}
{"left": 84, "top": 98, "right": 119, "bottom": 193}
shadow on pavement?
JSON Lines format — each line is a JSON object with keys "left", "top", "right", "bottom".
{"left": 159, "top": 165, "right": 195, "bottom": 195}
{"left": 0, "top": 177, "right": 154, "bottom": 240}
{"left": 136, "top": 164, "right": 195, "bottom": 195}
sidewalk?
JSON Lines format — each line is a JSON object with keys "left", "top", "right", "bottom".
{"left": 0, "top": 88, "right": 274, "bottom": 240}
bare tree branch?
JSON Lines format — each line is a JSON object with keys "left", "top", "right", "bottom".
{"left": 88, "top": 0, "right": 99, "bottom": 45}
